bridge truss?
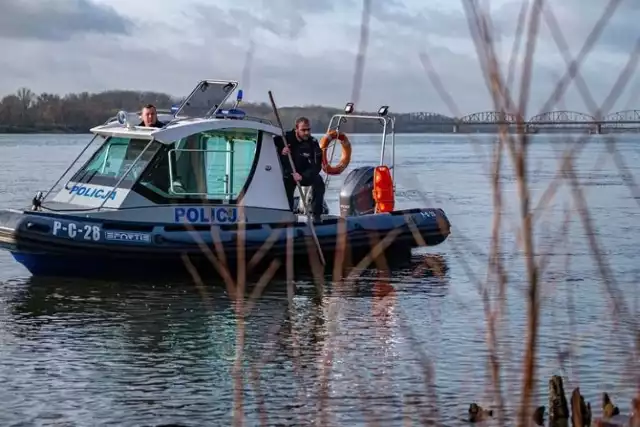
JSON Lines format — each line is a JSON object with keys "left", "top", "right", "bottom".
{"left": 460, "top": 111, "right": 519, "bottom": 124}
{"left": 602, "top": 110, "right": 640, "bottom": 128}
{"left": 400, "top": 109, "right": 640, "bottom": 131}
{"left": 407, "top": 112, "right": 455, "bottom": 122}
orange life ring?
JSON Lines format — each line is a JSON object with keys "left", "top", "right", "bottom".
{"left": 319, "top": 130, "right": 352, "bottom": 175}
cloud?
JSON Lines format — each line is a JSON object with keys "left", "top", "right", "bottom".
{"left": 489, "top": 0, "right": 639, "bottom": 57}
{"left": 0, "top": 0, "right": 638, "bottom": 115}
{"left": 0, "top": 0, "right": 134, "bottom": 41}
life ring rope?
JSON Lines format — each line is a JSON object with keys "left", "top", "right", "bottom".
{"left": 319, "top": 130, "right": 352, "bottom": 175}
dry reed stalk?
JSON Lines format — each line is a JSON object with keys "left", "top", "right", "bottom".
{"left": 505, "top": 0, "right": 530, "bottom": 94}
{"left": 562, "top": 202, "right": 578, "bottom": 382}
{"left": 182, "top": 206, "right": 285, "bottom": 426}
{"left": 416, "top": 0, "right": 638, "bottom": 422}
{"left": 246, "top": 228, "right": 282, "bottom": 273}
{"left": 181, "top": 220, "right": 235, "bottom": 297}
{"left": 452, "top": 1, "right": 636, "bottom": 425}
{"left": 180, "top": 252, "right": 214, "bottom": 312}
{"left": 332, "top": 216, "right": 349, "bottom": 284}
{"left": 564, "top": 151, "right": 640, "bottom": 407}
{"left": 393, "top": 304, "right": 441, "bottom": 423}
{"left": 606, "top": 138, "right": 640, "bottom": 206}
{"left": 248, "top": 362, "right": 269, "bottom": 427}
{"left": 541, "top": 3, "right": 598, "bottom": 114}
{"left": 512, "top": 22, "right": 640, "bottom": 283}
{"left": 404, "top": 216, "right": 446, "bottom": 279}
{"left": 418, "top": 51, "right": 491, "bottom": 174}
{"left": 240, "top": 39, "right": 255, "bottom": 97}
{"left": 342, "top": 228, "right": 405, "bottom": 285}
{"left": 419, "top": 5, "right": 528, "bottom": 240}
{"left": 484, "top": 133, "right": 507, "bottom": 426}
{"left": 530, "top": 9, "right": 639, "bottom": 227}
{"left": 170, "top": 1, "right": 376, "bottom": 423}
{"left": 314, "top": 219, "right": 347, "bottom": 426}
{"left": 427, "top": 0, "right": 607, "bottom": 277}
{"left": 314, "top": 228, "right": 408, "bottom": 426}
{"left": 304, "top": 234, "right": 326, "bottom": 298}
{"left": 536, "top": 203, "right": 572, "bottom": 279}
{"left": 461, "top": 3, "right": 519, "bottom": 162}
{"left": 232, "top": 202, "right": 247, "bottom": 427}
{"left": 536, "top": 0, "right": 624, "bottom": 116}
{"left": 177, "top": 199, "right": 292, "bottom": 426}
{"left": 174, "top": 0, "right": 640, "bottom": 423}
{"left": 350, "top": 0, "right": 371, "bottom": 107}
{"left": 316, "top": 292, "right": 334, "bottom": 427}
{"left": 420, "top": 24, "right": 522, "bottom": 418}
{"left": 287, "top": 2, "right": 375, "bottom": 420}
{"left": 284, "top": 225, "right": 314, "bottom": 417}
{"left": 563, "top": 158, "right": 639, "bottom": 346}
{"left": 360, "top": 229, "right": 439, "bottom": 424}
{"left": 244, "top": 259, "right": 281, "bottom": 315}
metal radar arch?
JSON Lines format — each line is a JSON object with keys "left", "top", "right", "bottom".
{"left": 322, "top": 102, "right": 396, "bottom": 195}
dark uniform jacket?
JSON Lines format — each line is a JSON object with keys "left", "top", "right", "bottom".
{"left": 275, "top": 130, "right": 323, "bottom": 187}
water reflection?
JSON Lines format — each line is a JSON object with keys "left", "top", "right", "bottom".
{"left": 3, "top": 132, "right": 640, "bottom": 424}
{"left": 1, "top": 254, "right": 451, "bottom": 425}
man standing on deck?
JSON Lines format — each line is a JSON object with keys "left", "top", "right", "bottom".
{"left": 139, "top": 104, "right": 165, "bottom": 128}
{"left": 275, "top": 117, "right": 326, "bottom": 223}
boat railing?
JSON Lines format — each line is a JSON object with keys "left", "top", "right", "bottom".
{"left": 103, "top": 112, "right": 274, "bottom": 128}
{"left": 242, "top": 115, "right": 275, "bottom": 126}
{"left": 324, "top": 106, "right": 396, "bottom": 190}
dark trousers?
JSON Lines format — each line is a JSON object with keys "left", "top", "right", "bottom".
{"left": 284, "top": 174, "right": 326, "bottom": 217}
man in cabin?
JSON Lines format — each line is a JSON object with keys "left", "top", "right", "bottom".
{"left": 139, "top": 104, "right": 165, "bottom": 128}
{"left": 275, "top": 116, "right": 326, "bottom": 223}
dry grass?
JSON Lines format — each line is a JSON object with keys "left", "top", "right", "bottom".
{"left": 177, "top": 0, "right": 640, "bottom": 425}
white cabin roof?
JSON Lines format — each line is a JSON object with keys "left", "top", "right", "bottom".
{"left": 90, "top": 115, "right": 284, "bottom": 143}
{"left": 89, "top": 78, "right": 287, "bottom": 143}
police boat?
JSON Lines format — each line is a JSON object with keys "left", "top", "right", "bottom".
{"left": 0, "top": 79, "right": 451, "bottom": 279}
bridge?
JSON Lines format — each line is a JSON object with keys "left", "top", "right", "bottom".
{"left": 402, "top": 109, "right": 640, "bottom": 133}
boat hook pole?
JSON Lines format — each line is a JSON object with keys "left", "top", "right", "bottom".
{"left": 268, "top": 90, "right": 326, "bottom": 266}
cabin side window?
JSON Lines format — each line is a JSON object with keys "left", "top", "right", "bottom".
{"left": 137, "top": 128, "right": 260, "bottom": 202}
{"left": 69, "top": 136, "right": 161, "bottom": 189}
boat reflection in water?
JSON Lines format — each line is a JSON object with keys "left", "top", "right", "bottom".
{"left": 3, "top": 254, "right": 449, "bottom": 425}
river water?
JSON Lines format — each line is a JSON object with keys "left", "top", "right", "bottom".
{"left": 0, "top": 133, "right": 638, "bottom": 426}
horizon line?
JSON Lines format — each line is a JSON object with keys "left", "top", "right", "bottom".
{"left": 2, "top": 86, "right": 639, "bottom": 120}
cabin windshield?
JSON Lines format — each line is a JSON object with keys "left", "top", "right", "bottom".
{"left": 69, "top": 136, "right": 162, "bottom": 189}
{"left": 136, "top": 128, "right": 260, "bottom": 203}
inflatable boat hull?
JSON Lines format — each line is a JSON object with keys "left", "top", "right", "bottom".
{"left": 0, "top": 208, "right": 451, "bottom": 279}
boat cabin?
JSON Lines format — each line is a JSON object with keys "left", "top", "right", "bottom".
{"left": 45, "top": 80, "right": 297, "bottom": 224}
{"left": 39, "top": 78, "right": 396, "bottom": 225}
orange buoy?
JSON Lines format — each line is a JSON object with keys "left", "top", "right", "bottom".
{"left": 373, "top": 165, "right": 394, "bottom": 213}
{"left": 319, "top": 130, "right": 352, "bottom": 175}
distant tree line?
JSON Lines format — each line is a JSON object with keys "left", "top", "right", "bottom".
{"left": 0, "top": 87, "right": 459, "bottom": 134}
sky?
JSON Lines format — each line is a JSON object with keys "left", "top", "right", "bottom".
{"left": 0, "top": 0, "right": 638, "bottom": 115}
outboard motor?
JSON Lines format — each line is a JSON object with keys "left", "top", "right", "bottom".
{"left": 339, "top": 166, "right": 375, "bottom": 217}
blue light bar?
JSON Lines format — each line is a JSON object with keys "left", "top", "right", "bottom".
{"left": 214, "top": 108, "right": 246, "bottom": 120}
